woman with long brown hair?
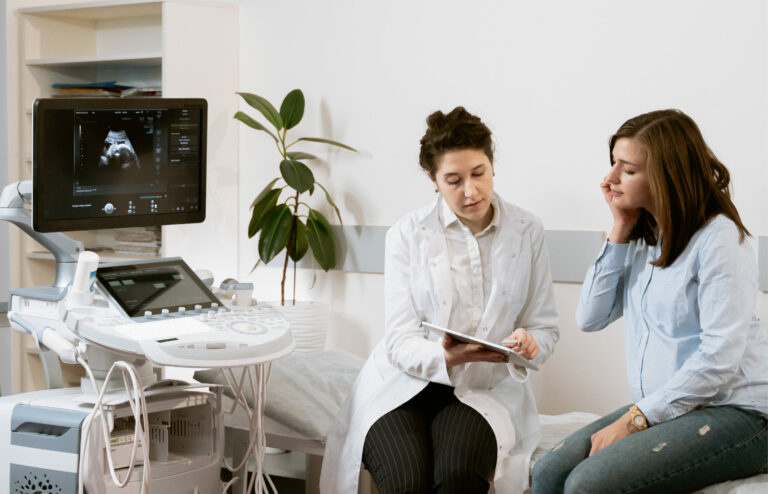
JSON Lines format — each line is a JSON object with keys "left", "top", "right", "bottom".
{"left": 532, "top": 109, "right": 768, "bottom": 493}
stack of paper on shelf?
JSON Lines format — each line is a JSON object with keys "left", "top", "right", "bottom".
{"left": 113, "top": 227, "right": 161, "bottom": 257}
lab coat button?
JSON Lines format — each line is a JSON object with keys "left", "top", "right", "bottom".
{"left": 511, "top": 253, "right": 516, "bottom": 258}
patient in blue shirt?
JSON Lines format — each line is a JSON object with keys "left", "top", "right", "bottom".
{"left": 532, "top": 109, "right": 768, "bottom": 493}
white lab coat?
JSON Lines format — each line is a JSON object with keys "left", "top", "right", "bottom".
{"left": 320, "top": 194, "right": 559, "bottom": 493}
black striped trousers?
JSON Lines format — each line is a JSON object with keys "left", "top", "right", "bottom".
{"left": 362, "top": 382, "right": 497, "bottom": 494}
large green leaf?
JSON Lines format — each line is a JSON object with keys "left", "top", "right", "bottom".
{"left": 288, "top": 219, "right": 309, "bottom": 262}
{"left": 295, "top": 137, "right": 358, "bottom": 152}
{"left": 279, "top": 89, "right": 305, "bottom": 130}
{"left": 248, "top": 189, "right": 281, "bottom": 238}
{"left": 306, "top": 209, "right": 336, "bottom": 270}
{"left": 315, "top": 181, "right": 343, "bottom": 226}
{"left": 258, "top": 204, "right": 293, "bottom": 263}
{"left": 237, "top": 92, "right": 283, "bottom": 130}
{"left": 286, "top": 151, "right": 318, "bottom": 161}
{"left": 280, "top": 159, "right": 315, "bottom": 193}
{"left": 250, "top": 177, "right": 281, "bottom": 208}
{"left": 234, "top": 111, "right": 278, "bottom": 144}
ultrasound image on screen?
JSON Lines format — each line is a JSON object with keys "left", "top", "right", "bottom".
{"left": 75, "top": 110, "right": 163, "bottom": 196}
{"left": 100, "top": 129, "right": 141, "bottom": 170}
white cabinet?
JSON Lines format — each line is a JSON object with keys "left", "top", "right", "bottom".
{"left": 5, "top": 0, "right": 240, "bottom": 392}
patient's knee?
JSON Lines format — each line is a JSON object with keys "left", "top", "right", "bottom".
{"left": 563, "top": 463, "right": 615, "bottom": 494}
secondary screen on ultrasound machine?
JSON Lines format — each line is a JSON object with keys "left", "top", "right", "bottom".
{"left": 96, "top": 258, "right": 221, "bottom": 318}
{"left": 32, "top": 98, "right": 207, "bottom": 232}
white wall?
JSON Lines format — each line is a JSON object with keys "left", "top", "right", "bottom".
{"left": 236, "top": 0, "right": 767, "bottom": 415}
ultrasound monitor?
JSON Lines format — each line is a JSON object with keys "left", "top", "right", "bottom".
{"left": 32, "top": 98, "right": 207, "bottom": 232}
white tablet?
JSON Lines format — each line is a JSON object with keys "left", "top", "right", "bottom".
{"left": 422, "top": 321, "right": 539, "bottom": 371}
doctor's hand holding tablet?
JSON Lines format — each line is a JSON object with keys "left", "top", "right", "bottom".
{"left": 423, "top": 321, "right": 540, "bottom": 369}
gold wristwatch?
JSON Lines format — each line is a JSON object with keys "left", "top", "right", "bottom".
{"left": 629, "top": 405, "right": 649, "bottom": 431}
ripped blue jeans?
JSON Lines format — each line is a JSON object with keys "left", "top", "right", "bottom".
{"left": 531, "top": 404, "right": 768, "bottom": 494}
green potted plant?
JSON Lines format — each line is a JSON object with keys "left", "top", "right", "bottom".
{"left": 235, "top": 89, "right": 356, "bottom": 306}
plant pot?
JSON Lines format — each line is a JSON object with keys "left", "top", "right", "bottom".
{"left": 267, "top": 300, "right": 329, "bottom": 354}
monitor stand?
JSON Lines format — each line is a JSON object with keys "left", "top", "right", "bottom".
{"left": 0, "top": 180, "right": 83, "bottom": 288}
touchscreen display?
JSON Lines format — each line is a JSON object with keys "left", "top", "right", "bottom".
{"left": 96, "top": 258, "right": 221, "bottom": 317}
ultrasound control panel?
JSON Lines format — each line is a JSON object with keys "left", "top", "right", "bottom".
{"left": 197, "top": 305, "right": 289, "bottom": 335}
{"left": 60, "top": 257, "right": 296, "bottom": 367}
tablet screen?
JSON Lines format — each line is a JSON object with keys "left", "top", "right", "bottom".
{"left": 422, "top": 321, "right": 539, "bottom": 370}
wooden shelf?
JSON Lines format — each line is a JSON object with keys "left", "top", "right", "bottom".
{"left": 20, "top": 1, "right": 162, "bottom": 20}
{"left": 26, "top": 250, "right": 159, "bottom": 263}
{"left": 9, "top": 0, "right": 239, "bottom": 394}
{"left": 26, "top": 52, "right": 162, "bottom": 67}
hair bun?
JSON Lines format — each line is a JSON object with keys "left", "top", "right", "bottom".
{"left": 419, "top": 106, "right": 494, "bottom": 178}
{"left": 425, "top": 110, "right": 447, "bottom": 130}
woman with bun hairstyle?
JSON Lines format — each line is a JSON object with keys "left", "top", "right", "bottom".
{"left": 320, "top": 107, "right": 559, "bottom": 493}
{"left": 532, "top": 109, "right": 768, "bottom": 493}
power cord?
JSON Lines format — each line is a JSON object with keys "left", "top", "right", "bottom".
{"left": 220, "top": 363, "right": 276, "bottom": 494}
{"left": 77, "top": 355, "right": 152, "bottom": 494}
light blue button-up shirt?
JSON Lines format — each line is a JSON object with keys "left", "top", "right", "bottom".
{"left": 576, "top": 215, "right": 768, "bottom": 424}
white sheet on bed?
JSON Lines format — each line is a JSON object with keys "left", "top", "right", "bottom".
{"left": 196, "top": 350, "right": 766, "bottom": 493}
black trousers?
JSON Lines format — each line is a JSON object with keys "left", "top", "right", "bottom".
{"left": 362, "top": 382, "right": 497, "bottom": 494}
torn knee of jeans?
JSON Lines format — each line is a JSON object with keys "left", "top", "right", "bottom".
{"left": 652, "top": 442, "right": 667, "bottom": 452}
{"left": 698, "top": 425, "right": 710, "bottom": 436}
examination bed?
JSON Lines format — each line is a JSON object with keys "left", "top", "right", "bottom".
{"left": 195, "top": 349, "right": 768, "bottom": 494}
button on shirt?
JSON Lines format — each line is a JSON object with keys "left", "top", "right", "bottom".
{"left": 576, "top": 215, "right": 768, "bottom": 424}
{"left": 439, "top": 197, "right": 499, "bottom": 336}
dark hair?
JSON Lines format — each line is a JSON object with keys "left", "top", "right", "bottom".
{"left": 610, "top": 109, "right": 750, "bottom": 267}
{"left": 419, "top": 106, "right": 494, "bottom": 178}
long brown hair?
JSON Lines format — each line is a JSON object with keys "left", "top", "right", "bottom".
{"left": 610, "top": 109, "right": 750, "bottom": 267}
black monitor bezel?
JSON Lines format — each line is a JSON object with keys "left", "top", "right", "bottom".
{"left": 32, "top": 97, "right": 207, "bottom": 233}
{"left": 95, "top": 257, "right": 223, "bottom": 318}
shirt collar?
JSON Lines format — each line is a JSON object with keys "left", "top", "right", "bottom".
{"left": 440, "top": 195, "right": 500, "bottom": 236}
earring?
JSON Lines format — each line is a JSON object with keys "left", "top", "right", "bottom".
{"left": 434, "top": 188, "right": 438, "bottom": 193}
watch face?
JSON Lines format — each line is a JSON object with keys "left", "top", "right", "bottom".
{"left": 633, "top": 415, "right": 645, "bottom": 427}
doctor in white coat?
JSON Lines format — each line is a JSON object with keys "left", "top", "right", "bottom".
{"left": 320, "top": 107, "right": 559, "bottom": 493}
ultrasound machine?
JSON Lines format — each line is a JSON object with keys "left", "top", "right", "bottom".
{"left": 0, "top": 98, "right": 293, "bottom": 493}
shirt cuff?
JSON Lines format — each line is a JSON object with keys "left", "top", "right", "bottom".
{"left": 506, "top": 362, "right": 529, "bottom": 382}
{"left": 447, "top": 363, "right": 466, "bottom": 385}
{"left": 635, "top": 395, "right": 690, "bottom": 425}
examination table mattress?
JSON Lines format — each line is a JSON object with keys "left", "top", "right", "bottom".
{"left": 194, "top": 350, "right": 767, "bottom": 493}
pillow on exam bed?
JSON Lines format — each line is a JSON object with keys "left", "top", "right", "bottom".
{"left": 194, "top": 349, "right": 365, "bottom": 442}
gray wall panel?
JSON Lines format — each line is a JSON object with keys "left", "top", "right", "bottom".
{"left": 263, "top": 227, "right": 767, "bottom": 289}
{"left": 266, "top": 225, "right": 606, "bottom": 282}
{"left": 544, "top": 230, "right": 605, "bottom": 283}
